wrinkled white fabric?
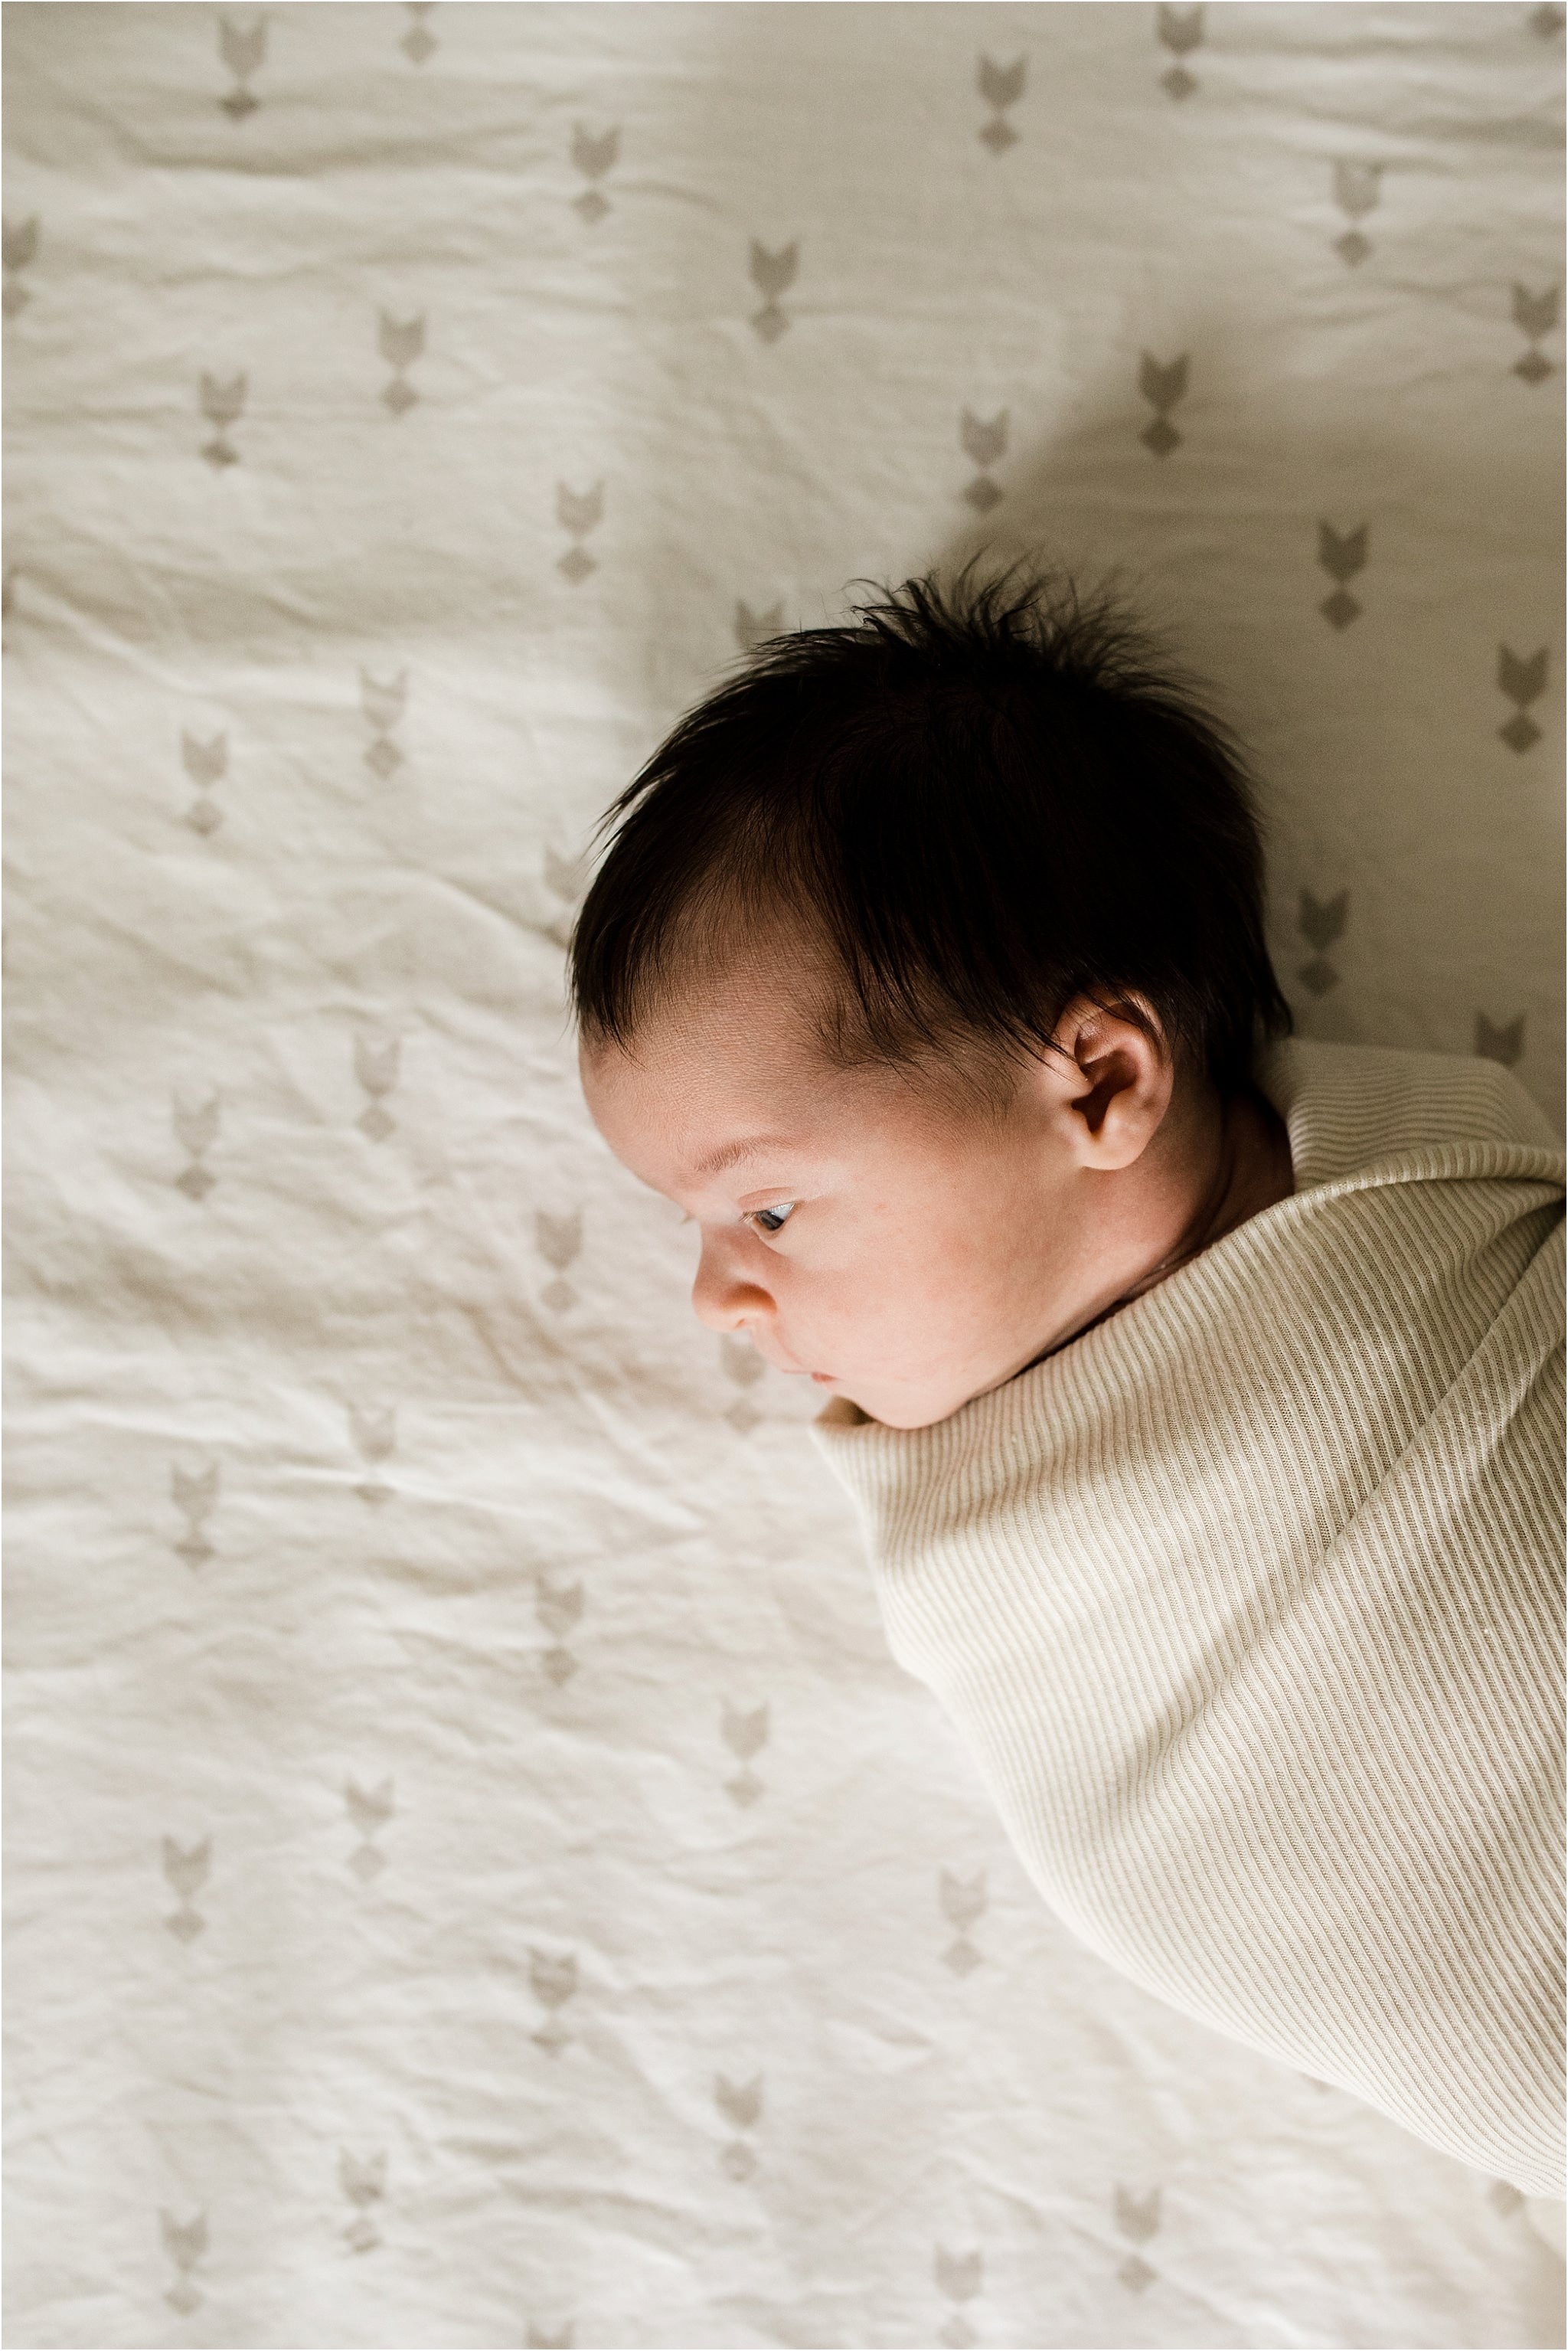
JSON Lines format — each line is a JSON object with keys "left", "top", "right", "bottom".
{"left": 6, "top": 2, "right": 1565, "bottom": 2343}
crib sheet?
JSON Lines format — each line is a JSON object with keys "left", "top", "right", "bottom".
{"left": 4, "top": 5, "right": 1564, "bottom": 2346}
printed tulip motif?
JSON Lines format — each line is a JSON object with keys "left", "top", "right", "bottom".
{"left": 935, "top": 2246, "right": 983, "bottom": 2349}
{"left": 715, "top": 2072, "right": 763, "bottom": 2179}
{"left": 1298, "top": 885, "right": 1349, "bottom": 997}
{"left": 181, "top": 730, "right": 227, "bottom": 835}
{"left": 1512, "top": 283, "right": 1558, "bottom": 384}
{"left": 537, "top": 1574, "right": 585, "bottom": 1686}
{"left": 217, "top": 15, "right": 266, "bottom": 119}
{"left": 735, "top": 597, "right": 785, "bottom": 655}
{"left": 939, "top": 1867, "right": 987, "bottom": 1974}
{"left": 537, "top": 1210, "right": 583, "bottom": 1310}
{"left": 531, "top": 1948, "right": 579, "bottom": 2055}
{"left": 345, "top": 1777, "right": 394, "bottom": 1881}
{"left": 360, "top": 666, "right": 408, "bottom": 777}
{"left": 977, "top": 54, "right": 1025, "bottom": 152}
{"left": 1475, "top": 1012, "right": 1525, "bottom": 1068}
{"left": 720, "top": 1332, "right": 766, "bottom": 1432}
{"left": 1114, "top": 2183, "right": 1162, "bottom": 2293}
{"left": 172, "top": 1090, "right": 220, "bottom": 1201}
{"left": 161, "top": 2209, "right": 208, "bottom": 2316}
{"left": 749, "top": 240, "right": 798, "bottom": 343}
{"left": 171, "top": 1461, "right": 220, "bottom": 1569}
{"left": 3, "top": 214, "right": 37, "bottom": 317}
{"left": 721, "top": 1701, "right": 769, "bottom": 1807}
{"left": 1332, "top": 161, "right": 1383, "bottom": 266}
{"left": 543, "top": 847, "right": 587, "bottom": 907}
{"left": 348, "top": 1404, "right": 397, "bottom": 1506}
{"left": 542, "top": 849, "right": 587, "bottom": 949}
{"left": 354, "top": 1032, "right": 400, "bottom": 1142}
{"left": 572, "top": 125, "right": 620, "bottom": 224}
{"left": 340, "top": 2150, "right": 387, "bottom": 2254}
{"left": 1317, "top": 521, "right": 1367, "bottom": 630}
{"left": 199, "top": 372, "right": 247, "bottom": 469}
{"left": 1498, "top": 644, "right": 1548, "bottom": 750}
{"left": 557, "top": 481, "right": 604, "bottom": 583}
{"left": 960, "top": 407, "right": 1008, "bottom": 512}
{"left": 401, "top": 2, "right": 436, "bottom": 65}
{"left": 162, "top": 1835, "right": 211, "bottom": 1942}
{"left": 378, "top": 312, "right": 425, "bottom": 417}
{"left": 1157, "top": 5, "right": 1203, "bottom": 99}
{"left": 1138, "top": 354, "right": 1189, "bottom": 456}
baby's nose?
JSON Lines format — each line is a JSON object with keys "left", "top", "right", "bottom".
{"left": 691, "top": 1236, "right": 773, "bottom": 1332}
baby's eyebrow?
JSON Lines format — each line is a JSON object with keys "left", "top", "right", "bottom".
{"left": 691, "top": 1133, "right": 796, "bottom": 1179}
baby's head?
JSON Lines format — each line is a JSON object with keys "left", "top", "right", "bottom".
{"left": 571, "top": 560, "right": 1292, "bottom": 1429}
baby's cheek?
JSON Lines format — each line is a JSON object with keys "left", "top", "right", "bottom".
{"left": 809, "top": 1198, "right": 978, "bottom": 1350}
{"left": 858, "top": 1245, "right": 976, "bottom": 1350}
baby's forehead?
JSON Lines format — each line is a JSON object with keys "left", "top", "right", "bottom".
{"left": 580, "top": 999, "right": 999, "bottom": 1202}
{"left": 580, "top": 996, "right": 846, "bottom": 1147}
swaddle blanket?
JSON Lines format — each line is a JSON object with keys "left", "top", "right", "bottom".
{"left": 814, "top": 1038, "right": 1566, "bottom": 2197}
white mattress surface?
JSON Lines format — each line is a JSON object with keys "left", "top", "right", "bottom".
{"left": 5, "top": 5, "right": 1564, "bottom": 2346}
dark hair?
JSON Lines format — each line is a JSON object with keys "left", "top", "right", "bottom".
{"left": 567, "top": 552, "right": 1293, "bottom": 1105}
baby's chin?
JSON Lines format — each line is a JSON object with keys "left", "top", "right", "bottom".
{"left": 819, "top": 1375, "right": 982, "bottom": 1432}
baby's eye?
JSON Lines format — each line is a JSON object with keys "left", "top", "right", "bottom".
{"left": 747, "top": 1202, "right": 796, "bottom": 1236}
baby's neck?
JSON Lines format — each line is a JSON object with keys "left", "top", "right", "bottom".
{"left": 1018, "top": 1084, "right": 1295, "bottom": 1375}
{"left": 1141, "top": 1084, "right": 1295, "bottom": 1290}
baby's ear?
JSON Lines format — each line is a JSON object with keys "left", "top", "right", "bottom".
{"left": 1054, "top": 1006, "right": 1175, "bottom": 1167}
{"left": 1047, "top": 992, "right": 1158, "bottom": 1076}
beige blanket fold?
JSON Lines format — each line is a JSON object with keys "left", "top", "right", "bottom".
{"left": 813, "top": 1038, "right": 1566, "bottom": 2196}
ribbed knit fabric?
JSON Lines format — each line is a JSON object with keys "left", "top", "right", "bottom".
{"left": 812, "top": 1038, "right": 1566, "bottom": 2196}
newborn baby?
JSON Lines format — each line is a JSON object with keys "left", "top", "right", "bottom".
{"left": 573, "top": 559, "right": 1565, "bottom": 2200}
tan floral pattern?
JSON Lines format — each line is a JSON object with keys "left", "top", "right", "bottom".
{"left": 5, "top": 5, "right": 1561, "bottom": 2344}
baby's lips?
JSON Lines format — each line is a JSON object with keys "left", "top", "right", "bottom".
{"left": 744, "top": 1328, "right": 835, "bottom": 1381}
